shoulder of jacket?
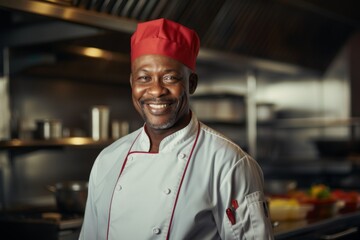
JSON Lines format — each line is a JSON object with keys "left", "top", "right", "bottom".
{"left": 90, "top": 128, "right": 143, "bottom": 184}
{"left": 100, "top": 128, "right": 142, "bottom": 156}
{"left": 199, "top": 122, "right": 243, "bottom": 153}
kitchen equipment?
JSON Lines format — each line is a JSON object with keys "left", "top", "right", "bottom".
{"left": 314, "top": 139, "right": 360, "bottom": 157}
{"left": 257, "top": 102, "right": 276, "bottom": 122}
{"left": 35, "top": 119, "right": 63, "bottom": 139}
{"left": 111, "top": 120, "right": 129, "bottom": 139}
{"left": 47, "top": 181, "right": 88, "bottom": 214}
{"left": 191, "top": 93, "right": 245, "bottom": 122}
{"left": 0, "top": 77, "right": 10, "bottom": 140}
{"left": 90, "top": 105, "right": 110, "bottom": 140}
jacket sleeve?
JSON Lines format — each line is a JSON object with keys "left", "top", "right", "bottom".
{"left": 217, "top": 155, "right": 274, "bottom": 240}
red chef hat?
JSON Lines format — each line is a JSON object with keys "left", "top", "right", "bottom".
{"left": 131, "top": 18, "right": 200, "bottom": 71}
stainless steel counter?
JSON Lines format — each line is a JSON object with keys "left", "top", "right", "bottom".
{"left": 275, "top": 211, "right": 360, "bottom": 240}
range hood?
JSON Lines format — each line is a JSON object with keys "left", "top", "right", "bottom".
{"left": 0, "top": 0, "right": 359, "bottom": 76}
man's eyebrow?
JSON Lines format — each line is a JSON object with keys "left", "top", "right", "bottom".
{"left": 135, "top": 68, "right": 181, "bottom": 74}
{"left": 163, "top": 69, "right": 181, "bottom": 73}
{"left": 134, "top": 68, "right": 149, "bottom": 73}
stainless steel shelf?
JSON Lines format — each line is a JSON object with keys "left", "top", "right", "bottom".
{"left": 0, "top": 137, "right": 114, "bottom": 149}
{"left": 275, "top": 117, "right": 360, "bottom": 129}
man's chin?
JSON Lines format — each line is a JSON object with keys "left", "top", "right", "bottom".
{"left": 146, "top": 121, "right": 173, "bottom": 130}
{"left": 142, "top": 112, "right": 177, "bottom": 130}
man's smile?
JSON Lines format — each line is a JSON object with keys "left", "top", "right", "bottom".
{"left": 148, "top": 103, "right": 169, "bottom": 109}
{"left": 141, "top": 100, "right": 176, "bottom": 115}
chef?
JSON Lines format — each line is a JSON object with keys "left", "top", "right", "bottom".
{"left": 79, "top": 18, "right": 274, "bottom": 240}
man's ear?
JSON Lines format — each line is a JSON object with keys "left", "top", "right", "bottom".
{"left": 129, "top": 73, "right": 133, "bottom": 88}
{"left": 189, "top": 73, "right": 198, "bottom": 94}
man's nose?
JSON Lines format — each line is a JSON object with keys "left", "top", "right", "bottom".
{"left": 147, "top": 79, "right": 167, "bottom": 97}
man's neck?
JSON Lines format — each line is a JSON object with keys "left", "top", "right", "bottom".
{"left": 145, "top": 112, "right": 192, "bottom": 153}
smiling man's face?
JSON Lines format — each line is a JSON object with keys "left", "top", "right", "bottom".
{"left": 130, "top": 54, "right": 197, "bottom": 131}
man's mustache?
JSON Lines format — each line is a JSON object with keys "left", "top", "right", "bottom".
{"left": 139, "top": 98, "right": 175, "bottom": 104}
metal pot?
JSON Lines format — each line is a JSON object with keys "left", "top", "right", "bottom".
{"left": 47, "top": 181, "right": 88, "bottom": 213}
{"left": 35, "top": 119, "right": 63, "bottom": 139}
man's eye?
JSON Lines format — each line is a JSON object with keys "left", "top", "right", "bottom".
{"left": 163, "top": 75, "right": 181, "bottom": 82}
{"left": 137, "top": 76, "right": 150, "bottom": 82}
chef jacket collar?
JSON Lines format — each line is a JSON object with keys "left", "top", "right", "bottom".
{"left": 137, "top": 112, "right": 199, "bottom": 152}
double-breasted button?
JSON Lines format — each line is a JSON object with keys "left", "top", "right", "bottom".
{"left": 152, "top": 227, "right": 161, "bottom": 235}
{"left": 116, "top": 184, "right": 122, "bottom": 191}
{"left": 128, "top": 155, "right": 133, "bottom": 161}
{"left": 163, "top": 188, "right": 171, "bottom": 195}
{"left": 178, "top": 153, "right": 186, "bottom": 160}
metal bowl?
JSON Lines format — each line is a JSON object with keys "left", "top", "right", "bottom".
{"left": 47, "top": 181, "right": 88, "bottom": 214}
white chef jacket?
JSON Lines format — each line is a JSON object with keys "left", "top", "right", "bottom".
{"left": 79, "top": 113, "right": 274, "bottom": 240}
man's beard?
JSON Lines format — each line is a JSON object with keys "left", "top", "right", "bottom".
{"left": 140, "top": 94, "right": 185, "bottom": 130}
{"left": 143, "top": 112, "right": 178, "bottom": 130}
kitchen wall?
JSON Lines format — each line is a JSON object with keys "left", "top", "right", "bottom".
{"left": 256, "top": 39, "right": 359, "bottom": 190}
{"left": 0, "top": 69, "right": 141, "bottom": 210}
{"left": 194, "top": 64, "right": 327, "bottom": 160}
{"left": 10, "top": 76, "right": 139, "bottom": 139}
{"left": 254, "top": 44, "right": 352, "bottom": 161}
{"left": 192, "top": 41, "right": 358, "bottom": 190}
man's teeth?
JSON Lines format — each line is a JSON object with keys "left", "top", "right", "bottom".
{"left": 149, "top": 104, "right": 168, "bottom": 109}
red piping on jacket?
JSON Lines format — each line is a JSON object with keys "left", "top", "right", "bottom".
{"left": 106, "top": 131, "right": 141, "bottom": 240}
{"left": 166, "top": 122, "right": 201, "bottom": 240}
{"left": 106, "top": 122, "right": 201, "bottom": 240}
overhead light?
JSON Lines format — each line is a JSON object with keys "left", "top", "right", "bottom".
{"left": 65, "top": 46, "right": 129, "bottom": 62}
{"left": 83, "top": 47, "right": 105, "bottom": 58}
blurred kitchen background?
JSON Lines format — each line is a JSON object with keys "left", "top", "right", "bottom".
{"left": 0, "top": 0, "right": 360, "bottom": 237}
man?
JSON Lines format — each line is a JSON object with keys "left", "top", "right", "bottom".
{"left": 80, "top": 18, "right": 274, "bottom": 240}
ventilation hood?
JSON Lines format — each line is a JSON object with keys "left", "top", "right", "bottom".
{"left": 1, "top": 0, "right": 359, "bottom": 77}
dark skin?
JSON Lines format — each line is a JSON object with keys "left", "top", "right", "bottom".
{"left": 130, "top": 54, "right": 198, "bottom": 153}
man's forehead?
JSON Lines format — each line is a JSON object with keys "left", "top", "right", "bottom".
{"left": 132, "top": 54, "right": 186, "bottom": 70}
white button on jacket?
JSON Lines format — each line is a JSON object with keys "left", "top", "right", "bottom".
{"left": 163, "top": 188, "right": 171, "bottom": 195}
{"left": 80, "top": 113, "right": 274, "bottom": 240}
